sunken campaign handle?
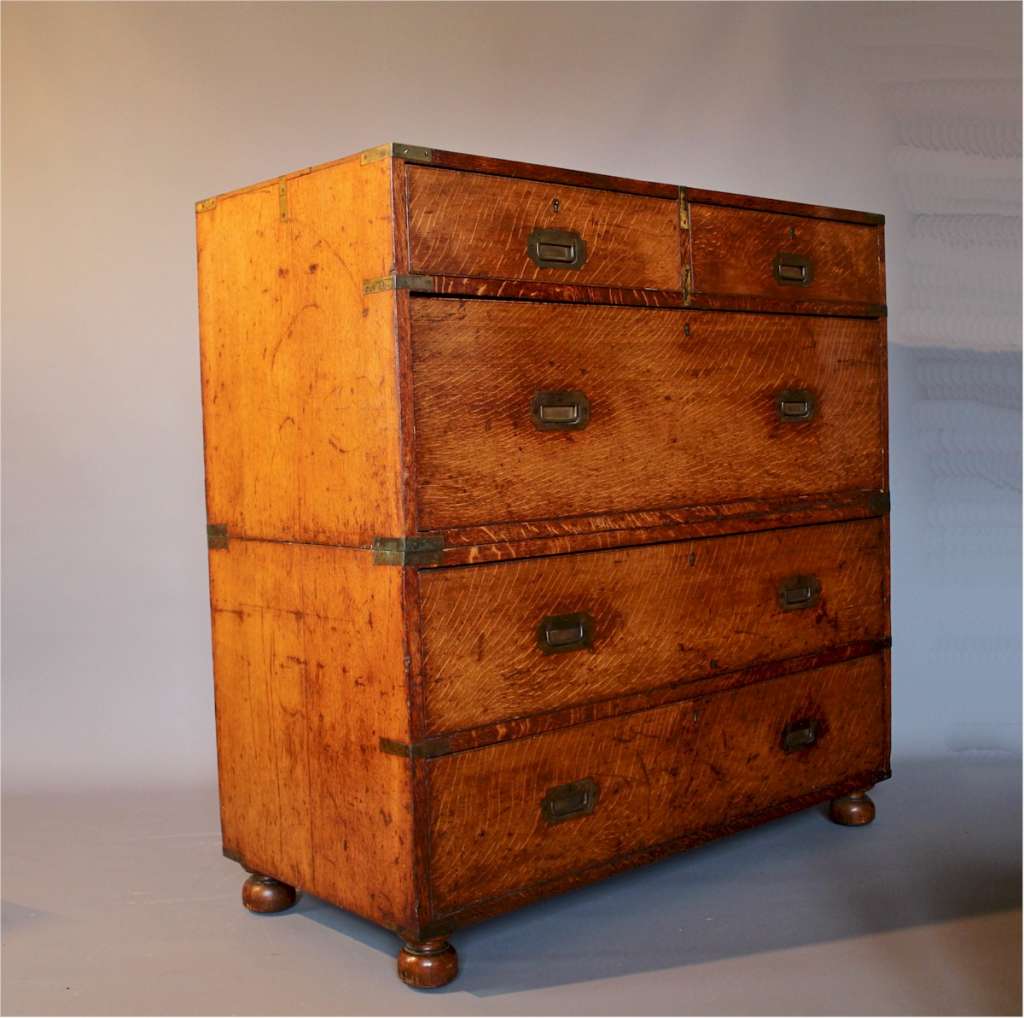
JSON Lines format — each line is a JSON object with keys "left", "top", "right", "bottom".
{"left": 527, "top": 227, "right": 588, "bottom": 270}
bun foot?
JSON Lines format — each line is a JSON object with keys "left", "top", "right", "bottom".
{"left": 242, "top": 873, "right": 297, "bottom": 913}
{"left": 829, "top": 790, "right": 876, "bottom": 826}
{"left": 397, "top": 937, "right": 458, "bottom": 989}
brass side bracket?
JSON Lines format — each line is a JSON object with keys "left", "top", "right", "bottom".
{"left": 379, "top": 736, "right": 452, "bottom": 760}
{"left": 372, "top": 535, "right": 445, "bottom": 567}
{"left": 195, "top": 197, "right": 218, "bottom": 213}
{"left": 869, "top": 491, "right": 891, "bottom": 515}
{"left": 363, "top": 273, "right": 435, "bottom": 295}
{"left": 207, "top": 523, "right": 229, "bottom": 549}
{"left": 361, "top": 143, "right": 434, "bottom": 165}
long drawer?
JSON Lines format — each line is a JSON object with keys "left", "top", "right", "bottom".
{"left": 417, "top": 517, "right": 888, "bottom": 734}
{"left": 410, "top": 299, "right": 885, "bottom": 532}
{"left": 426, "top": 653, "right": 890, "bottom": 915}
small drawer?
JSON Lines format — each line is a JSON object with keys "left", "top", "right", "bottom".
{"left": 427, "top": 653, "right": 889, "bottom": 914}
{"left": 410, "top": 299, "right": 885, "bottom": 532}
{"left": 417, "top": 517, "right": 889, "bottom": 734}
{"left": 407, "top": 166, "right": 681, "bottom": 291}
{"left": 689, "top": 204, "right": 883, "bottom": 307}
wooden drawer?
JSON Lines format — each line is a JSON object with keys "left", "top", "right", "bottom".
{"left": 411, "top": 299, "right": 884, "bottom": 531}
{"left": 417, "top": 517, "right": 888, "bottom": 734}
{"left": 427, "top": 653, "right": 889, "bottom": 915}
{"left": 689, "top": 204, "right": 883, "bottom": 307}
{"left": 407, "top": 166, "right": 681, "bottom": 291}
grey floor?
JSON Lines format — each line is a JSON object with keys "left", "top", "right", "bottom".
{"left": 2, "top": 756, "right": 1020, "bottom": 1016}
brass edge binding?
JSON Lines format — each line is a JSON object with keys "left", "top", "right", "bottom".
{"left": 869, "top": 491, "right": 891, "bottom": 515}
{"left": 361, "top": 143, "right": 434, "bottom": 165}
{"left": 379, "top": 736, "right": 452, "bottom": 760}
{"left": 372, "top": 535, "right": 445, "bottom": 566}
{"left": 678, "top": 187, "right": 690, "bottom": 230}
{"left": 195, "top": 197, "right": 217, "bottom": 213}
{"left": 363, "top": 273, "right": 435, "bottom": 295}
{"left": 207, "top": 523, "right": 229, "bottom": 549}
{"left": 278, "top": 182, "right": 288, "bottom": 221}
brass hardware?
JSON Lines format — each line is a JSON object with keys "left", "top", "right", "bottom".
{"left": 278, "top": 182, "right": 288, "bottom": 221}
{"left": 195, "top": 197, "right": 218, "bottom": 213}
{"left": 363, "top": 273, "right": 435, "bottom": 295}
{"left": 379, "top": 736, "right": 451, "bottom": 759}
{"left": 683, "top": 265, "right": 693, "bottom": 303}
{"left": 781, "top": 719, "right": 819, "bottom": 753}
{"left": 869, "top": 491, "right": 891, "bottom": 515}
{"left": 537, "top": 612, "right": 594, "bottom": 654}
{"left": 773, "top": 252, "right": 814, "bottom": 286}
{"left": 678, "top": 188, "right": 690, "bottom": 230}
{"left": 531, "top": 390, "right": 590, "bottom": 431}
{"left": 527, "top": 228, "right": 587, "bottom": 270}
{"left": 541, "top": 777, "right": 599, "bottom": 824}
{"left": 778, "top": 575, "right": 822, "bottom": 612}
{"left": 552, "top": 197, "right": 560, "bottom": 212}
{"left": 777, "top": 389, "right": 816, "bottom": 422}
{"left": 372, "top": 535, "right": 444, "bottom": 567}
{"left": 360, "top": 143, "right": 433, "bottom": 165}
{"left": 207, "top": 523, "right": 229, "bottom": 549}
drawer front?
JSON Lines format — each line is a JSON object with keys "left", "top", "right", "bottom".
{"left": 689, "top": 204, "right": 882, "bottom": 306}
{"left": 428, "top": 654, "right": 889, "bottom": 914}
{"left": 411, "top": 299, "right": 884, "bottom": 531}
{"left": 418, "top": 517, "right": 887, "bottom": 734}
{"left": 407, "top": 167, "right": 681, "bottom": 291}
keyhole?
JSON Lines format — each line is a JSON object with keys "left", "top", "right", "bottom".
{"left": 683, "top": 323, "right": 691, "bottom": 337}
{"left": 552, "top": 197, "right": 560, "bottom": 213}
{"left": 788, "top": 226, "right": 796, "bottom": 240}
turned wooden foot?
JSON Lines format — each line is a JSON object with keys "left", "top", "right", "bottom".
{"left": 242, "top": 873, "right": 297, "bottom": 913}
{"left": 829, "top": 789, "right": 876, "bottom": 826}
{"left": 397, "top": 937, "right": 458, "bottom": 989}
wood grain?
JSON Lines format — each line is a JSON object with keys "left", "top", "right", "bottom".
{"left": 690, "top": 204, "right": 882, "bottom": 306}
{"left": 407, "top": 167, "right": 681, "bottom": 291}
{"left": 417, "top": 518, "right": 888, "bottom": 733}
{"left": 198, "top": 153, "right": 407, "bottom": 546}
{"left": 208, "top": 539, "right": 415, "bottom": 930}
{"left": 427, "top": 654, "right": 889, "bottom": 914}
{"left": 410, "top": 299, "right": 885, "bottom": 531}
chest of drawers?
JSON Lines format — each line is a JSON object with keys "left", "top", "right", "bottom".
{"left": 196, "top": 143, "right": 891, "bottom": 988}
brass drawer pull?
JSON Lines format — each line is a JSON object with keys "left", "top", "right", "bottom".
{"left": 541, "top": 777, "right": 599, "bottom": 824}
{"left": 531, "top": 390, "right": 590, "bottom": 430}
{"left": 537, "top": 611, "right": 594, "bottom": 654}
{"left": 777, "top": 388, "right": 816, "bottom": 422}
{"left": 527, "top": 228, "right": 588, "bottom": 270}
{"left": 781, "top": 718, "right": 819, "bottom": 753}
{"left": 773, "top": 252, "right": 814, "bottom": 286}
{"left": 778, "top": 574, "right": 822, "bottom": 611}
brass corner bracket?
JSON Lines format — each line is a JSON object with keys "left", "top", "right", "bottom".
{"left": 362, "top": 273, "right": 435, "bottom": 295}
{"left": 371, "top": 535, "right": 445, "bottom": 567}
{"left": 360, "top": 143, "right": 434, "bottom": 166}
{"left": 207, "top": 523, "right": 229, "bottom": 549}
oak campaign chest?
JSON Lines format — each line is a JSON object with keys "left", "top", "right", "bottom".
{"left": 196, "top": 143, "right": 890, "bottom": 988}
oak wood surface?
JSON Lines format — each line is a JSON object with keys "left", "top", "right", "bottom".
{"left": 416, "top": 518, "right": 888, "bottom": 734}
{"left": 690, "top": 204, "right": 882, "bottom": 306}
{"left": 426, "top": 653, "right": 889, "bottom": 914}
{"left": 411, "top": 299, "right": 885, "bottom": 531}
{"left": 407, "top": 167, "right": 682, "bottom": 291}
{"left": 198, "top": 153, "right": 407, "bottom": 546}
{"left": 208, "top": 539, "right": 415, "bottom": 930}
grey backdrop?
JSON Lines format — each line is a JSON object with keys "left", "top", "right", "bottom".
{"left": 3, "top": 1, "right": 1021, "bottom": 790}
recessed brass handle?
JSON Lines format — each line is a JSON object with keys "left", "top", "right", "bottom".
{"left": 773, "top": 252, "right": 814, "bottom": 286}
{"left": 778, "top": 574, "right": 822, "bottom": 611}
{"left": 532, "top": 390, "right": 590, "bottom": 430}
{"left": 777, "top": 388, "right": 816, "bottom": 422}
{"left": 527, "top": 228, "right": 587, "bottom": 270}
{"left": 781, "top": 718, "right": 819, "bottom": 753}
{"left": 541, "top": 777, "right": 599, "bottom": 824}
{"left": 537, "top": 611, "right": 594, "bottom": 654}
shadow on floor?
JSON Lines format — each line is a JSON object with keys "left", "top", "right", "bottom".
{"left": 298, "top": 754, "right": 1022, "bottom": 996}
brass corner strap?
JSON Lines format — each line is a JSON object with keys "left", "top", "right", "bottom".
{"left": 869, "top": 491, "right": 891, "bottom": 515}
{"left": 372, "top": 535, "right": 445, "bottom": 567}
{"left": 379, "top": 736, "right": 452, "bottom": 760}
{"left": 195, "top": 197, "right": 218, "bottom": 213}
{"left": 363, "top": 273, "right": 435, "bottom": 295}
{"left": 678, "top": 187, "right": 690, "bottom": 230}
{"left": 360, "top": 143, "right": 434, "bottom": 165}
{"left": 207, "top": 523, "right": 229, "bottom": 549}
